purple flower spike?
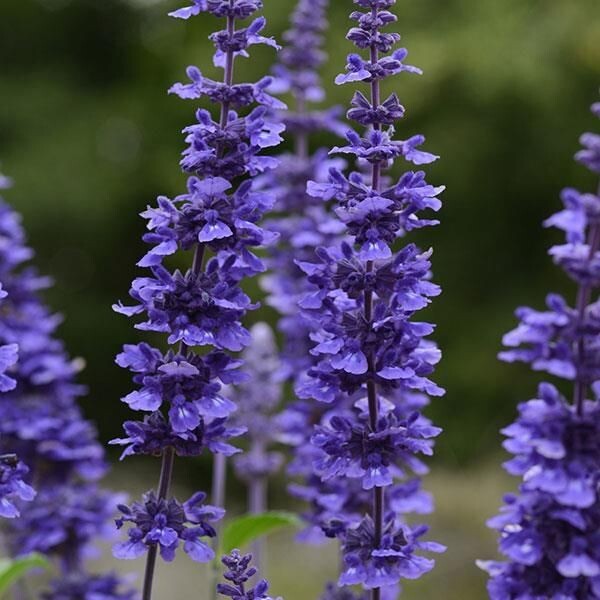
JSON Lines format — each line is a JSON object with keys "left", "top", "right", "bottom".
{"left": 0, "top": 173, "right": 131, "bottom": 594}
{"left": 113, "top": 0, "right": 282, "bottom": 589}
{"left": 480, "top": 96, "right": 600, "bottom": 598}
{"left": 231, "top": 323, "right": 283, "bottom": 487}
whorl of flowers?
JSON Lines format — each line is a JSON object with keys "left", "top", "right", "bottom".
{"left": 0, "top": 174, "right": 133, "bottom": 597}
{"left": 111, "top": 0, "right": 282, "bottom": 595}
{"left": 294, "top": 0, "right": 445, "bottom": 594}
{"left": 478, "top": 101, "right": 600, "bottom": 598}
{"left": 115, "top": 490, "right": 224, "bottom": 563}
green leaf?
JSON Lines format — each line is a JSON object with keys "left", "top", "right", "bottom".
{"left": 0, "top": 553, "right": 50, "bottom": 595}
{"left": 221, "top": 511, "right": 301, "bottom": 554}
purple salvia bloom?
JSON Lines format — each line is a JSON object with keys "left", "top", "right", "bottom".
{"left": 338, "top": 514, "right": 443, "bottom": 589}
{"left": 112, "top": 0, "right": 282, "bottom": 591}
{"left": 312, "top": 408, "right": 439, "bottom": 490}
{"left": 0, "top": 173, "right": 132, "bottom": 595}
{"left": 480, "top": 100, "right": 600, "bottom": 597}
{"left": 227, "top": 323, "right": 282, "bottom": 569}
{"left": 115, "top": 343, "right": 244, "bottom": 426}
{"left": 294, "top": 0, "right": 445, "bottom": 595}
{"left": 111, "top": 411, "right": 245, "bottom": 460}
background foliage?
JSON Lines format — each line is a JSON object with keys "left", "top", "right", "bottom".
{"left": 0, "top": 1, "right": 599, "bottom": 596}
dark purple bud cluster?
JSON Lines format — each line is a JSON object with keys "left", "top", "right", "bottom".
{"left": 479, "top": 101, "right": 600, "bottom": 598}
{"left": 217, "top": 550, "right": 276, "bottom": 600}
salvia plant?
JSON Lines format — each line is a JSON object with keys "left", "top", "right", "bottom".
{"left": 259, "top": 1, "right": 447, "bottom": 598}
{"left": 286, "top": 0, "right": 446, "bottom": 597}
{"left": 478, "top": 101, "right": 600, "bottom": 597}
{"left": 0, "top": 173, "right": 135, "bottom": 598}
{"left": 110, "top": 0, "right": 283, "bottom": 598}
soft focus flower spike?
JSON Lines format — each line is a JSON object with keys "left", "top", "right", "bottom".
{"left": 481, "top": 96, "right": 600, "bottom": 598}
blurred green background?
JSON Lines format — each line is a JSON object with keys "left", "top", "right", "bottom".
{"left": 0, "top": 0, "right": 599, "bottom": 597}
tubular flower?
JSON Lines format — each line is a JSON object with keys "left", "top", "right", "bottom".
{"left": 293, "top": 0, "right": 445, "bottom": 594}
{"left": 479, "top": 101, "right": 600, "bottom": 598}
{"left": 0, "top": 173, "right": 132, "bottom": 595}
{"left": 112, "top": 0, "right": 282, "bottom": 585}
